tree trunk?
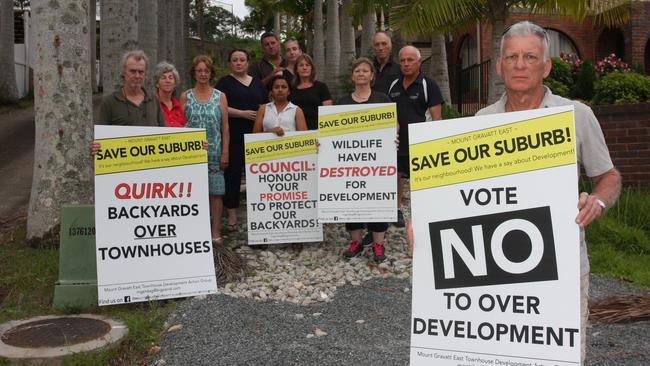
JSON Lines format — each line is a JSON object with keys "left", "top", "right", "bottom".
{"left": 158, "top": 0, "right": 170, "bottom": 63}
{"left": 178, "top": 0, "right": 190, "bottom": 91}
{"left": 429, "top": 34, "right": 451, "bottom": 105}
{"left": 273, "top": 11, "right": 280, "bottom": 36}
{"left": 360, "top": 11, "right": 375, "bottom": 59}
{"left": 28, "top": 0, "right": 94, "bottom": 243}
{"left": 138, "top": 0, "right": 158, "bottom": 91}
{"left": 89, "top": 0, "right": 97, "bottom": 93}
{"left": 196, "top": 0, "right": 205, "bottom": 53}
{"left": 488, "top": 0, "right": 507, "bottom": 104}
{"left": 100, "top": 0, "right": 138, "bottom": 97}
{"left": 0, "top": 0, "right": 19, "bottom": 103}
{"left": 313, "top": 0, "right": 325, "bottom": 79}
{"left": 325, "top": 0, "right": 340, "bottom": 96}
{"left": 339, "top": 0, "right": 355, "bottom": 75}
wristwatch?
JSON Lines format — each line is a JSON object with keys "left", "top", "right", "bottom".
{"left": 595, "top": 198, "right": 607, "bottom": 210}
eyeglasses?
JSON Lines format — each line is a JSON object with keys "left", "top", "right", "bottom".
{"left": 502, "top": 53, "right": 542, "bottom": 65}
{"left": 195, "top": 69, "right": 211, "bottom": 74}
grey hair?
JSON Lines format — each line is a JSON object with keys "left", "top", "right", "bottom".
{"left": 398, "top": 45, "right": 421, "bottom": 60}
{"left": 154, "top": 61, "right": 180, "bottom": 86}
{"left": 500, "top": 21, "right": 550, "bottom": 60}
{"left": 120, "top": 49, "right": 149, "bottom": 73}
{"left": 373, "top": 31, "right": 392, "bottom": 46}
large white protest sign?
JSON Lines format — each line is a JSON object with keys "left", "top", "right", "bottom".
{"left": 245, "top": 131, "right": 322, "bottom": 245}
{"left": 94, "top": 126, "right": 217, "bottom": 306}
{"left": 317, "top": 103, "right": 397, "bottom": 223}
{"left": 409, "top": 106, "right": 580, "bottom": 365}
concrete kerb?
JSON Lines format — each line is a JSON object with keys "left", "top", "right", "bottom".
{"left": 0, "top": 314, "right": 127, "bottom": 362}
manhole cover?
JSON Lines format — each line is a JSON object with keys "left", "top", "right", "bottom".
{"left": 1, "top": 317, "right": 111, "bottom": 348}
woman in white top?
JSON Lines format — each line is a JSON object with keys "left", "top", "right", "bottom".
{"left": 253, "top": 75, "right": 307, "bottom": 135}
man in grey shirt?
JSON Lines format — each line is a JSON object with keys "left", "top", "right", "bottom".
{"left": 476, "top": 20, "right": 622, "bottom": 362}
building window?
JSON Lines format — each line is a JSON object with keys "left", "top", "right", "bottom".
{"left": 545, "top": 29, "right": 578, "bottom": 58}
{"left": 458, "top": 34, "right": 477, "bottom": 69}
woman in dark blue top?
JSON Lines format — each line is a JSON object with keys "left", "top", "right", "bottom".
{"left": 216, "top": 49, "right": 269, "bottom": 231}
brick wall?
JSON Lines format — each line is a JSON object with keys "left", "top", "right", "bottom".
{"left": 592, "top": 103, "right": 650, "bottom": 187}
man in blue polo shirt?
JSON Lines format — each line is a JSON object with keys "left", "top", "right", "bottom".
{"left": 389, "top": 45, "right": 443, "bottom": 227}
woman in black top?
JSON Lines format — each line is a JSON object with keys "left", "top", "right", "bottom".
{"left": 289, "top": 54, "right": 333, "bottom": 130}
{"left": 216, "top": 49, "right": 269, "bottom": 232}
{"left": 338, "top": 57, "right": 392, "bottom": 263}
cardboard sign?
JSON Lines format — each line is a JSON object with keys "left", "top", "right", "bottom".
{"left": 317, "top": 103, "right": 397, "bottom": 222}
{"left": 94, "top": 126, "right": 217, "bottom": 306}
{"left": 409, "top": 106, "right": 581, "bottom": 365}
{"left": 244, "top": 131, "right": 322, "bottom": 245}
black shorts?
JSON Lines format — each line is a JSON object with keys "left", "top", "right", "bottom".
{"left": 397, "top": 155, "right": 410, "bottom": 178}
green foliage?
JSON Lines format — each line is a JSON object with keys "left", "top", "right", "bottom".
{"left": 586, "top": 187, "right": 650, "bottom": 288}
{"left": 544, "top": 57, "right": 572, "bottom": 97}
{"left": 570, "top": 59, "right": 597, "bottom": 100}
{"left": 593, "top": 71, "right": 650, "bottom": 104}
{"left": 442, "top": 104, "right": 461, "bottom": 119}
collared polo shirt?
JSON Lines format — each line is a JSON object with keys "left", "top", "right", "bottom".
{"left": 97, "top": 88, "right": 165, "bottom": 127}
{"left": 388, "top": 73, "right": 443, "bottom": 155}
{"left": 372, "top": 57, "right": 401, "bottom": 94}
{"left": 249, "top": 57, "right": 289, "bottom": 88}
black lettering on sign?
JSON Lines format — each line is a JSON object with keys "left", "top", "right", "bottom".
{"left": 428, "top": 207, "right": 558, "bottom": 289}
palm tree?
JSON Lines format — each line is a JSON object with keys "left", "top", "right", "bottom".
{"left": 391, "top": 0, "right": 629, "bottom": 103}
{"left": 0, "top": 0, "right": 18, "bottom": 103}
{"left": 340, "top": 0, "right": 356, "bottom": 75}
{"left": 100, "top": 0, "right": 138, "bottom": 97}
{"left": 313, "top": 0, "right": 325, "bottom": 75}
{"left": 138, "top": 0, "right": 158, "bottom": 91}
{"left": 325, "top": 0, "right": 340, "bottom": 95}
{"left": 28, "top": 0, "right": 94, "bottom": 242}
{"left": 360, "top": 11, "right": 375, "bottom": 58}
{"left": 429, "top": 34, "right": 451, "bottom": 104}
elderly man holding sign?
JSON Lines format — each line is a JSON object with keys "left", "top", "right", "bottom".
{"left": 475, "top": 20, "right": 621, "bottom": 362}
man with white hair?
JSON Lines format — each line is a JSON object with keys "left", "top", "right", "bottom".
{"left": 371, "top": 31, "right": 401, "bottom": 94}
{"left": 389, "top": 45, "right": 443, "bottom": 228}
{"left": 476, "top": 20, "right": 622, "bottom": 362}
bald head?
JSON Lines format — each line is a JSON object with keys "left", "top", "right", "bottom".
{"left": 373, "top": 32, "right": 392, "bottom": 64}
{"left": 398, "top": 45, "right": 422, "bottom": 77}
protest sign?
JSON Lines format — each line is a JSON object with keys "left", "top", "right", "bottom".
{"left": 94, "top": 126, "right": 217, "bottom": 306}
{"left": 409, "top": 106, "right": 581, "bottom": 365}
{"left": 244, "top": 131, "right": 322, "bottom": 245}
{"left": 317, "top": 103, "right": 397, "bottom": 223}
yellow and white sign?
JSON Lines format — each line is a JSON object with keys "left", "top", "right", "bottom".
{"left": 409, "top": 106, "right": 581, "bottom": 365}
{"left": 245, "top": 131, "right": 322, "bottom": 245}
{"left": 94, "top": 126, "right": 217, "bottom": 306}
{"left": 317, "top": 103, "right": 398, "bottom": 223}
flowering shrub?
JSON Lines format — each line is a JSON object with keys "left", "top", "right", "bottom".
{"left": 560, "top": 53, "right": 583, "bottom": 77}
{"left": 595, "top": 53, "right": 630, "bottom": 76}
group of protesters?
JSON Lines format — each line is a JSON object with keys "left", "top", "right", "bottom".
{"left": 93, "top": 29, "right": 444, "bottom": 264}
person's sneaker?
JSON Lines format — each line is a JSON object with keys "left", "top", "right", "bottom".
{"left": 361, "top": 232, "right": 373, "bottom": 247}
{"left": 343, "top": 240, "right": 363, "bottom": 258}
{"left": 372, "top": 242, "right": 386, "bottom": 263}
{"left": 393, "top": 210, "right": 405, "bottom": 228}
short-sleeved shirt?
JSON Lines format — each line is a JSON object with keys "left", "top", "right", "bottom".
{"left": 249, "top": 57, "right": 289, "bottom": 88}
{"left": 373, "top": 57, "right": 401, "bottom": 94}
{"left": 158, "top": 94, "right": 186, "bottom": 127}
{"left": 388, "top": 73, "right": 443, "bottom": 155}
{"left": 476, "top": 86, "right": 615, "bottom": 276}
{"left": 337, "top": 91, "right": 392, "bottom": 105}
{"left": 216, "top": 75, "right": 269, "bottom": 145}
{"left": 262, "top": 101, "right": 299, "bottom": 132}
{"left": 289, "top": 80, "right": 332, "bottom": 130}
{"left": 97, "top": 88, "right": 165, "bottom": 126}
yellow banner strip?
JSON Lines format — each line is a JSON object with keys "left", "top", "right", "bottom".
{"left": 409, "top": 111, "right": 576, "bottom": 191}
{"left": 95, "top": 131, "right": 207, "bottom": 175}
{"left": 318, "top": 105, "right": 397, "bottom": 137}
{"left": 245, "top": 133, "right": 317, "bottom": 163}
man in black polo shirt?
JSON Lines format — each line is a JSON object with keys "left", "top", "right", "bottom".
{"left": 249, "top": 32, "right": 288, "bottom": 88}
{"left": 389, "top": 45, "right": 443, "bottom": 227}
{"left": 371, "top": 31, "right": 401, "bottom": 94}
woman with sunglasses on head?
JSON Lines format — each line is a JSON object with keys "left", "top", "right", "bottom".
{"left": 181, "top": 55, "right": 230, "bottom": 245}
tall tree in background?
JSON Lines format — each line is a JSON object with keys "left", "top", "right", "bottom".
{"left": 325, "top": 0, "right": 340, "bottom": 95}
{"left": 28, "top": 0, "right": 93, "bottom": 242}
{"left": 100, "top": 0, "right": 138, "bottom": 97}
{"left": 89, "top": 0, "right": 97, "bottom": 92}
{"left": 340, "top": 0, "right": 356, "bottom": 75}
{"left": 138, "top": 0, "right": 158, "bottom": 91}
{"left": 0, "top": 0, "right": 19, "bottom": 103}
{"left": 360, "top": 11, "right": 375, "bottom": 58}
{"left": 429, "top": 34, "right": 451, "bottom": 104}
{"left": 312, "top": 0, "right": 325, "bottom": 76}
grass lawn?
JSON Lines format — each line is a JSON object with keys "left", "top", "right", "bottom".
{"left": 0, "top": 222, "right": 176, "bottom": 365}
